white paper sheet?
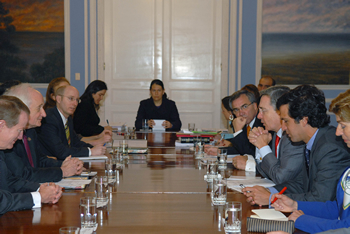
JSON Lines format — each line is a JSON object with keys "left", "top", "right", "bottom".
{"left": 152, "top": 119, "right": 165, "bottom": 132}
{"left": 227, "top": 177, "right": 275, "bottom": 193}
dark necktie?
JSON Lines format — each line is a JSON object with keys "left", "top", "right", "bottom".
{"left": 275, "top": 135, "right": 280, "bottom": 158}
{"left": 305, "top": 147, "right": 310, "bottom": 176}
{"left": 65, "top": 122, "right": 71, "bottom": 146}
{"left": 23, "top": 134, "right": 34, "bottom": 167}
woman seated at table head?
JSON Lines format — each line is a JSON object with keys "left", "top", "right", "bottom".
{"left": 73, "top": 80, "right": 111, "bottom": 137}
{"left": 44, "top": 77, "right": 70, "bottom": 110}
{"left": 135, "top": 79, "right": 182, "bottom": 131}
{"left": 270, "top": 89, "right": 350, "bottom": 234}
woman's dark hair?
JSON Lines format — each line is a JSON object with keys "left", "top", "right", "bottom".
{"left": 44, "top": 77, "right": 70, "bottom": 110}
{"left": 80, "top": 80, "right": 108, "bottom": 109}
{"left": 221, "top": 96, "right": 232, "bottom": 112}
{"left": 276, "top": 84, "right": 330, "bottom": 128}
{"left": 150, "top": 79, "right": 167, "bottom": 99}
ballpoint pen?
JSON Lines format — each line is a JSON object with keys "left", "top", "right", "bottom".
{"left": 239, "top": 184, "right": 250, "bottom": 193}
{"left": 271, "top": 186, "right": 287, "bottom": 204}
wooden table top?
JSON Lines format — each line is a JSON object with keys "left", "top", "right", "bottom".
{"left": 0, "top": 132, "right": 304, "bottom": 233}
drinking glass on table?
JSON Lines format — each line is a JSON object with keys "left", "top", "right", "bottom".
{"left": 188, "top": 123, "right": 195, "bottom": 131}
{"left": 94, "top": 176, "right": 109, "bottom": 206}
{"left": 119, "top": 140, "right": 128, "bottom": 156}
{"left": 80, "top": 197, "right": 97, "bottom": 229}
{"left": 211, "top": 178, "right": 227, "bottom": 205}
{"left": 224, "top": 202, "right": 242, "bottom": 233}
{"left": 105, "top": 158, "right": 117, "bottom": 184}
{"left": 142, "top": 119, "right": 149, "bottom": 132}
{"left": 206, "top": 159, "right": 218, "bottom": 181}
{"left": 217, "top": 148, "right": 227, "bottom": 166}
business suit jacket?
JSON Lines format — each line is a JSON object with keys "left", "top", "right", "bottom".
{"left": 274, "top": 125, "right": 350, "bottom": 202}
{"left": 226, "top": 116, "right": 264, "bottom": 155}
{"left": 4, "top": 128, "right": 63, "bottom": 183}
{"left": 37, "top": 106, "right": 93, "bottom": 159}
{"left": 73, "top": 100, "right": 104, "bottom": 137}
{"left": 0, "top": 151, "right": 39, "bottom": 215}
{"left": 256, "top": 132, "right": 306, "bottom": 184}
{"left": 135, "top": 97, "right": 182, "bottom": 131}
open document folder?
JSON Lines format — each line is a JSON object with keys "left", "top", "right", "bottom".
{"left": 251, "top": 209, "right": 288, "bottom": 221}
{"left": 226, "top": 176, "right": 275, "bottom": 193}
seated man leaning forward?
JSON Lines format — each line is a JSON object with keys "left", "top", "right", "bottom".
{"left": 233, "top": 86, "right": 305, "bottom": 185}
{"left": 3, "top": 83, "right": 83, "bottom": 183}
{"left": 269, "top": 89, "right": 350, "bottom": 233}
{"left": 37, "top": 85, "right": 107, "bottom": 160}
{"left": 243, "top": 85, "right": 350, "bottom": 206}
{"left": 0, "top": 95, "right": 61, "bottom": 215}
{"left": 205, "top": 89, "right": 263, "bottom": 157}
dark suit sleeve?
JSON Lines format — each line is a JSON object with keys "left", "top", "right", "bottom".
{"left": 257, "top": 137, "right": 305, "bottom": 184}
{"left": 0, "top": 190, "right": 34, "bottom": 215}
{"left": 73, "top": 101, "right": 104, "bottom": 136}
{"left": 167, "top": 101, "right": 181, "bottom": 131}
{"left": 227, "top": 129, "right": 256, "bottom": 155}
{"left": 38, "top": 113, "right": 90, "bottom": 159}
{"left": 275, "top": 142, "right": 350, "bottom": 202}
{"left": 4, "top": 150, "right": 62, "bottom": 183}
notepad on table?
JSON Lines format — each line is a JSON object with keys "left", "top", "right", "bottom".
{"left": 56, "top": 178, "right": 92, "bottom": 190}
{"left": 251, "top": 209, "right": 288, "bottom": 221}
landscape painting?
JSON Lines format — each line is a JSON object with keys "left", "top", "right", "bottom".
{"left": 0, "top": 0, "right": 64, "bottom": 83}
{"left": 262, "top": 0, "right": 350, "bottom": 85}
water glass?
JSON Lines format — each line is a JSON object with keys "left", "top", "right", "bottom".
{"left": 188, "top": 123, "right": 195, "bottom": 131}
{"left": 105, "top": 158, "right": 117, "bottom": 184}
{"left": 224, "top": 202, "right": 242, "bottom": 233}
{"left": 94, "top": 176, "right": 109, "bottom": 205}
{"left": 142, "top": 119, "right": 149, "bottom": 131}
{"left": 80, "top": 197, "right": 97, "bottom": 229}
{"left": 119, "top": 140, "right": 128, "bottom": 156}
{"left": 217, "top": 148, "right": 227, "bottom": 165}
{"left": 211, "top": 178, "right": 227, "bottom": 205}
{"left": 59, "top": 227, "right": 80, "bottom": 234}
{"left": 195, "top": 144, "right": 204, "bottom": 158}
{"left": 206, "top": 159, "right": 218, "bottom": 180}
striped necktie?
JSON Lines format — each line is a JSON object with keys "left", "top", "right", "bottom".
{"left": 65, "top": 122, "right": 71, "bottom": 146}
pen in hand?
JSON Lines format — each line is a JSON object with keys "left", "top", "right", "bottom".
{"left": 271, "top": 186, "right": 287, "bottom": 204}
{"left": 240, "top": 184, "right": 250, "bottom": 193}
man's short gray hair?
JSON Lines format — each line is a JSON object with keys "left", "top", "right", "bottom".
{"left": 229, "top": 89, "right": 257, "bottom": 110}
{"left": 260, "top": 85, "right": 290, "bottom": 110}
{"left": 4, "top": 83, "right": 33, "bottom": 108}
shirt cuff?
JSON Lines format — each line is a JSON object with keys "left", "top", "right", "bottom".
{"left": 88, "top": 147, "right": 91, "bottom": 156}
{"left": 267, "top": 187, "right": 279, "bottom": 208}
{"left": 31, "top": 191, "right": 42, "bottom": 208}
{"left": 233, "top": 130, "right": 243, "bottom": 138}
{"left": 258, "top": 145, "right": 272, "bottom": 160}
{"left": 245, "top": 155, "right": 256, "bottom": 172}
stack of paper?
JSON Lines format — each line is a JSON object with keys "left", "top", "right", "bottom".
{"left": 56, "top": 178, "right": 92, "bottom": 190}
{"left": 77, "top": 155, "right": 108, "bottom": 161}
{"left": 227, "top": 176, "right": 275, "bottom": 193}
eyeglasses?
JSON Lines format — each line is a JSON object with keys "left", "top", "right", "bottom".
{"left": 232, "top": 102, "right": 253, "bottom": 114}
{"left": 60, "top": 95, "right": 81, "bottom": 103}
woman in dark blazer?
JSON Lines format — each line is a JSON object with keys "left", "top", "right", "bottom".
{"left": 135, "top": 79, "right": 181, "bottom": 131}
{"left": 73, "top": 80, "right": 111, "bottom": 136}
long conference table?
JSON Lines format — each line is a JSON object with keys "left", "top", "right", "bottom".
{"left": 0, "top": 132, "right": 306, "bottom": 233}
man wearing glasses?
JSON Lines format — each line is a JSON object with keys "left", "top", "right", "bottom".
{"left": 37, "top": 85, "right": 106, "bottom": 160}
{"left": 205, "top": 89, "right": 264, "bottom": 163}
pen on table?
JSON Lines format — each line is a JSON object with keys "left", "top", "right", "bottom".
{"left": 271, "top": 186, "right": 287, "bottom": 204}
{"left": 106, "top": 119, "right": 110, "bottom": 126}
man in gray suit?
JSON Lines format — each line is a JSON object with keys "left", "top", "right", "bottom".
{"left": 243, "top": 85, "right": 350, "bottom": 205}
{"left": 233, "top": 86, "right": 305, "bottom": 184}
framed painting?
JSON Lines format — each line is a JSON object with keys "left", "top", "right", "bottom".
{"left": 261, "top": 0, "right": 350, "bottom": 85}
{"left": 0, "top": 0, "right": 64, "bottom": 83}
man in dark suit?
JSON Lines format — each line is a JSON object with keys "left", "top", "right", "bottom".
{"left": 233, "top": 86, "right": 305, "bottom": 184}
{"left": 243, "top": 85, "right": 350, "bottom": 205}
{"left": 205, "top": 89, "right": 264, "bottom": 158}
{"left": 0, "top": 95, "right": 61, "bottom": 215}
{"left": 37, "top": 85, "right": 106, "bottom": 160}
{"left": 3, "top": 84, "right": 83, "bottom": 182}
